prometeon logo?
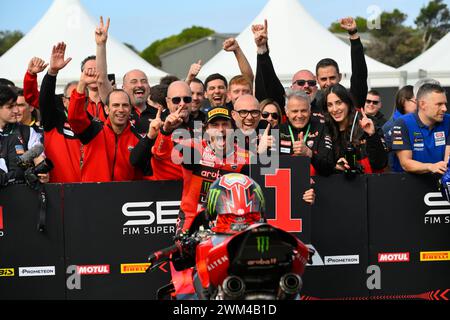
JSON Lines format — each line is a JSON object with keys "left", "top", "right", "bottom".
{"left": 420, "top": 251, "right": 450, "bottom": 262}
{"left": 76, "top": 265, "right": 110, "bottom": 275}
{"left": 378, "top": 252, "right": 410, "bottom": 263}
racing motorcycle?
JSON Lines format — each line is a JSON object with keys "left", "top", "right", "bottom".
{"left": 147, "top": 173, "right": 312, "bottom": 300}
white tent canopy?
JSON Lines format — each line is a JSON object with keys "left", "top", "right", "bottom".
{"left": 0, "top": 0, "right": 166, "bottom": 91}
{"left": 200, "top": 0, "right": 400, "bottom": 88}
{"left": 400, "top": 32, "right": 450, "bottom": 86}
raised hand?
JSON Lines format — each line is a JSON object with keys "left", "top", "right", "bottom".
{"left": 187, "top": 60, "right": 202, "bottom": 81}
{"left": 252, "top": 19, "right": 268, "bottom": 48}
{"left": 80, "top": 67, "right": 99, "bottom": 86}
{"left": 148, "top": 108, "right": 163, "bottom": 140}
{"left": 163, "top": 107, "right": 184, "bottom": 133}
{"left": 49, "top": 42, "right": 72, "bottom": 75}
{"left": 340, "top": 17, "right": 357, "bottom": 32}
{"left": 359, "top": 109, "right": 375, "bottom": 136}
{"left": 27, "top": 57, "right": 48, "bottom": 75}
{"left": 95, "top": 16, "right": 110, "bottom": 46}
{"left": 257, "top": 123, "right": 273, "bottom": 154}
{"left": 223, "top": 38, "right": 240, "bottom": 52}
{"left": 293, "top": 132, "right": 312, "bottom": 157}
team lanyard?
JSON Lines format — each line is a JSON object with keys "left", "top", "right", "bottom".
{"left": 288, "top": 123, "right": 311, "bottom": 145}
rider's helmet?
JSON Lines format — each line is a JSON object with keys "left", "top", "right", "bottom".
{"left": 205, "top": 173, "right": 266, "bottom": 234}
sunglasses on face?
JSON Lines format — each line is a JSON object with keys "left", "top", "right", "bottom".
{"left": 170, "top": 96, "right": 192, "bottom": 104}
{"left": 366, "top": 99, "right": 380, "bottom": 106}
{"left": 261, "top": 112, "right": 279, "bottom": 120}
{"left": 236, "top": 109, "right": 261, "bottom": 118}
{"left": 293, "top": 80, "right": 317, "bottom": 87}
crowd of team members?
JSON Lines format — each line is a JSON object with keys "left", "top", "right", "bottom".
{"left": 1, "top": 16, "right": 450, "bottom": 225}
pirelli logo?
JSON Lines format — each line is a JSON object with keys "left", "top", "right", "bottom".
{"left": 120, "top": 263, "right": 150, "bottom": 274}
{"left": 420, "top": 251, "right": 450, "bottom": 262}
{"left": 208, "top": 108, "right": 229, "bottom": 117}
{"left": 0, "top": 268, "right": 14, "bottom": 277}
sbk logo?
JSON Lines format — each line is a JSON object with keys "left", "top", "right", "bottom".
{"left": 378, "top": 252, "right": 410, "bottom": 263}
{"left": 122, "top": 201, "right": 179, "bottom": 226}
{"left": 424, "top": 193, "right": 450, "bottom": 216}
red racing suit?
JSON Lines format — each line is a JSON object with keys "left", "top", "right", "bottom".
{"left": 176, "top": 139, "right": 250, "bottom": 232}
{"left": 68, "top": 90, "right": 147, "bottom": 182}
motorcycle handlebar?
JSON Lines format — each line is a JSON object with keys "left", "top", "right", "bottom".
{"left": 148, "top": 244, "right": 179, "bottom": 266}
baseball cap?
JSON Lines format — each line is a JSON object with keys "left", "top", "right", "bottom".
{"left": 206, "top": 107, "right": 232, "bottom": 123}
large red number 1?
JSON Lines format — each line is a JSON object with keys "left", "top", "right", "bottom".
{"left": 266, "top": 169, "right": 302, "bottom": 233}
{"left": 0, "top": 206, "right": 3, "bottom": 230}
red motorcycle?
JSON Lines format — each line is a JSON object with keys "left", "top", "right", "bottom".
{"left": 147, "top": 174, "right": 311, "bottom": 300}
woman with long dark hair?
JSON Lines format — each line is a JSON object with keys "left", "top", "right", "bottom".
{"left": 323, "top": 84, "right": 387, "bottom": 174}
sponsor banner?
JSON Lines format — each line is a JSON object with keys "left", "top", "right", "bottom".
{"left": 324, "top": 255, "right": 360, "bottom": 266}
{"left": 378, "top": 252, "right": 410, "bottom": 263}
{"left": 18, "top": 266, "right": 55, "bottom": 277}
{"left": 76, "top": 265, "right": 110, "bottom": 275}
{"left": 0, "top": 268, "right": 14, "bottom": 277}
{"left": 420, "top": 251, "right": 450, "bottom": 262}
{"left": 120, "top": 263, "right": 150, "bottom": 274}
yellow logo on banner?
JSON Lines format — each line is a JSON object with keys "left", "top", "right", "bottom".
{"left": 420, "top": 251, "right": 450, "bottom": 262}
{"left": 0, "top": 268, "right": 14, "bottom": 277}
{"left": 120, "top": 263, "right": 151, "bottom": 274}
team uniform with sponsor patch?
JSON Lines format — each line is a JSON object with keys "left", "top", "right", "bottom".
{"left": 68, "top": 90, "right": 148, "bottom": 182}
{"left": 278, "top": 117, "right": 334, "bottom": 176}
{"left": 390, "top": 113, "right": 450, "bottom": 163}
{"left": 176, "top": 139, "right": 250, "bottom": 232}
{"left": 38, "top": 73, "right": 82, "bottom": 183}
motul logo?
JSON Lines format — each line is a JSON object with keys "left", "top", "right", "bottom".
{"left": 76, "top": 265, "right": 110, "bottom": 275}
{"left": 378, "top": 252, "right": 410, "bottom": 263}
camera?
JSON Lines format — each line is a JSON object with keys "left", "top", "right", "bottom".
{"left": 17, "top": 155, "right": 54, "bottom": 189}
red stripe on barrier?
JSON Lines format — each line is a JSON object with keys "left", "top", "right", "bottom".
{"left": 0, "top": 206, "right": 3, "bottom": 230}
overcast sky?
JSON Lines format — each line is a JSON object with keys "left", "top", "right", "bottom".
{"left": 0, "top": 0, "right": 447, "bottom": 51}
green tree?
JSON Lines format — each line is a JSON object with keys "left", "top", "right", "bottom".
{"left": 0, "top": 30, "right": 24, "bottom": 56}
{"left": 415, "top": 0, "right": 450, "bottom": 52}
{"left": 366, "top": 10, "right": 422, "bottom": 67}
{"left": 141, "top": 26, "right": 214, "bottom": 66}
{"left": 328, "top": 16, "right": 369, "bottom": 33}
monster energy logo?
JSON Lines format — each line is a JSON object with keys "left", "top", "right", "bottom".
{"left": 207, "top": 189, "right": 221, "bottom": 215}
{"left": 256, "top": 236, "right": 270, "bottom": 253}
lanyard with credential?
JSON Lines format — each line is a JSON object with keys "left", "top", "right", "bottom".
{"left": 288, "top": 124, "right": 311, "bottom": 145}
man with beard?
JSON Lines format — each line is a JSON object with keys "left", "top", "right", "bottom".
{"left": 95, "top": 17, "right": 157, "bottom": 133}
{"left": 131, "top": 81, "right": 194, "bottom": 181}
{"left": 68, "top": 68, "right": 150, "bottom": 182}
{"left": 252, "top": 17, "right": 367, "bottom": 115}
